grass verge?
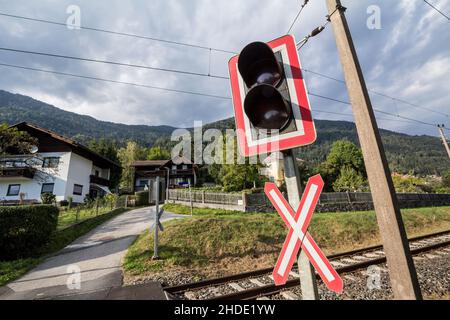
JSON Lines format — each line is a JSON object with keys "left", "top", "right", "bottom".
{"left": 0, "top": 208, "right": 129, "bottom": 287}
{"left": 163, "top": 203, "right": 244, "bottom": 216}
{"left": 124, "top": 206, "right": 450, "bottom": 280}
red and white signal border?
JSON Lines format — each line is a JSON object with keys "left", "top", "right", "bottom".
{"left": 229, "top": 35, "right": 316, "bottom": 157}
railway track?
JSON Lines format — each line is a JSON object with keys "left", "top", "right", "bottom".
{"left": 163, "top": 230, "right": 450, "bottom": 300}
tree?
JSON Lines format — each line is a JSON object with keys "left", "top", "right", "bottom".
{"left": 88, "top": 138, "right": 122, "bottom": 189}
{"left": 0, "top": 124, "right": 38, "bottom": 155}
{"left": 207, "top": 137, "right": 266, "bottom": 192}
{"left": 333, "top": 167, "right": 367, "bottom": 192}
{"left": 319, "top": 140, "right": 367, "bottom": 192}
{"left": 442, "top": 169, "right": 450, "bottom": 188}
{"left": 117, "top": 141, "right": 147, "bottom": 190}
{"left": 147, "top": 146, "right": 170, "bottom": 160}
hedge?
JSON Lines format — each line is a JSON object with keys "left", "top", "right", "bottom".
{"left": 0, "top": 205, "right": 59, "bottom": 261}
{"left": 135, "top": 191, "right": 150, "bottom": 206}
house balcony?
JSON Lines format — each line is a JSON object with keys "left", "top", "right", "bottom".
{"left": 90, "top": 175, "right": 110, "bottom": 187}
{"left": 0, "top": 156, "right": 37, "bottom": 180}
{"left": 0, "top": 167, "right": 36, "bottom": 180}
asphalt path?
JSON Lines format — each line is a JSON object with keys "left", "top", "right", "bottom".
{"left": 0, "top": 207, "right": 185, "bottom": 300}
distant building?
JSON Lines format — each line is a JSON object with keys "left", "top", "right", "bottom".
{"left": 132, "top": 157, "right": 196, "bottom": 193}
{"left": 0, "top": 122, "right": 120, "bottom": 205}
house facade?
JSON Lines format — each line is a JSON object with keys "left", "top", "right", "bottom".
{"left": 132, "top": 158, "right": 196, "bottom": 193}
{"left": 0, "top": 122, "right": 120, "bottom": 204}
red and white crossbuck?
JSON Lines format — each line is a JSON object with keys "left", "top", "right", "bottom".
{"left": 265, "top": 175, "right": 343, "bottom": 294}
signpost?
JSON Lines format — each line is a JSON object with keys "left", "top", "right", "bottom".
{"left": 152, "top": 176, "right": 164, "bottom": 260}
{"left": 229, "top": 35, "right": 321, "bottom": 299}
{"left": 265, "top": 175, "right": 343, "bottom": 294}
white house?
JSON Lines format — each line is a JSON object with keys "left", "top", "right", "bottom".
{"left": 0, "top": 122, "right": 120, "bottom": 204}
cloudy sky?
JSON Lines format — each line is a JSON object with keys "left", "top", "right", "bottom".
{"left": 0, "top": 0, "right": 449, "bottom": 137}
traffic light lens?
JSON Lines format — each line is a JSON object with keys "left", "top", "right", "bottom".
{"left": 238, "top": 42, "right": 283, "bottom": 88}
{"left": 244, "top": 84, "right": 292, "bottom": 130}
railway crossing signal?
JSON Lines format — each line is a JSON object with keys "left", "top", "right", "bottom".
{"left": 228, "top": 35, "right": 316, "bottom": 157}
{"left": 265, "top": 175, "right": 343, "bottom": 294}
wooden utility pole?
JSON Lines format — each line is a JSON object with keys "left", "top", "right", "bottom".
{"left": 282, "top": 150, "right": 319, "bottom": 300}
{"left": 326, "top": 0, "right": 422, "bottom": 299}
{"left": 438, "top": 125, "right": 450, "bottom": 158}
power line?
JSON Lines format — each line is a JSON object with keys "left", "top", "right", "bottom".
{"left": 0, "top": 12, "right": 236, "bottom": 54}
{"left": 303, "top": 68, "right": 450, "bottom": 118}
{"left": 309, "top": 92, "right": 449, "bottom": 130}
{"left": 0, "top": 47, "right": 229, "bottom": 80}
{"left": 287, "top": 0, "right": 310, "bottom": 34}
{"left": 313, "top": 109, "right": 419, "bottom": 124}
{"left": 423, "top": 0, "right": 450, "bottom": 21}
{"left": 1, "top": 60, "right": 444, "bottom": 132}
{"left": 0, "top": 62, "right": 231, "bottom": 100}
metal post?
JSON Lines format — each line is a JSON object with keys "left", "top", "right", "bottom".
{"left": 438, "top": 125, "right": 450, "bottom": 159}
{"left": 189, "top": 182, "right": 193, "bottom": 216}
{"left": 326, "top": 0, "right": 422, "bottom": 299}
{"left": 153, "top": 176, "right": 160, "bottom": 260}
{"left": 282, "top": 149, "right": 319, "bottom": 300}
{"left": 165, "top": 167, "right": 170, "bottom": 203}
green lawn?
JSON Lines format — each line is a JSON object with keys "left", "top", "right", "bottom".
{"left": 0, "top": 207, "right": 129, "bottom": 287}
{"left": 57, "top": 205, "right": 114, "bottom": 230}
{"left": 124, "top": 206, "right": 450, "bottom": 279}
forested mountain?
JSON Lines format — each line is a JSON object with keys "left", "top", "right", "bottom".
{"left": 0, "top": 89, "right": 448, "bottom": 174}
{"left": 0, "top": 90, "right": 176, "bottom": 147}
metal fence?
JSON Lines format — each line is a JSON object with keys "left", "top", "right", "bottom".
{"left": 168, "top": 189, "right": 450, "bottom": 212}
{"left": 168, "top": 189, "right": 243, "bottom": 206}
{"left": 318, "top": 192, "right": 450, "bottom": 204}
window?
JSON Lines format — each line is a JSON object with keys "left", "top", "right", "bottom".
{"left": 95, "top": 170, "right": 100, "bottom": 177}
{"left": 139, "top": 180, "right": 149, "bottom": 187}
{"left": 172, "top": 165, "right": 177, "bottom": 170}
{"left": 73, "top": 184, "right": 83, "bottom": 196}
{"left": 182, "top": 165, "right": 188, "bottom": 170}
{"left": 42, "top": 157, "right": 60, "bottom": 168}
{"left": 41, "top": 183, "right": 55, "bottom": 194}
{"left": 7, "top": 184, "right": 20, "bottom": 196}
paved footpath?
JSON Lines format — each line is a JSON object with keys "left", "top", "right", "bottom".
{"left": 0, "top": 207, "right": 185, "bottom": 300}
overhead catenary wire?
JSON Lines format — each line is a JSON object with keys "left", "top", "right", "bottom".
{"left": 308, "top": 92, "right": 449, "bottom": 130}
{"left": 0, "top": 62, "right": 231, "bottom": 100}
{"left": 1, "top": 60, "right": 442, "bottom": 132}
{"left": 0, "top": 47, "right": 229, "bottom": 80}
{"left": 1, "top": 9, "right": 448, "bottom": 128}
{"left": 302, "top": 69, "right": 450, "bottom": 118}
{"left": 423, "top": 0, "right": 450, "bottom": 21}
{"left": 0, "top": 12, "right": 236, "bottom": 54}
{"left": 1, "top": 10, "right": 446, "bottom": 119}
{"left": 287, "top": 0, "right": 310, "bottom": 34}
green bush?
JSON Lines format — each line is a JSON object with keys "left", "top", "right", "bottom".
{"left": 0, "top": 205, "right": 59, "bottom": 260}
{"left": 135, "top": 191, "right": 150, "bottom": 206}
{"left": 41, "top": 193, "right": 56, "bottom": 205}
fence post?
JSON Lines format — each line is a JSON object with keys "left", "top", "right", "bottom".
{"left": 202, "top": 191, "right": 205, "bottom": 204}
{"left": 95, "top": 198, "right": 99, "bottom": 216}
{"left": 242, "top": 192, "right": 247, "bottom": 212}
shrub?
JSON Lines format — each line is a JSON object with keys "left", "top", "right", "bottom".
{"left": 68, "top": 196, "right": 73, "bottom": 209}
{"left": 41, "top": 193, "right": 56, "bottom": 205}
{"left": 0, "top": 205, "right": 59, "bottom": 260}
{"left": 59, "top": 200, "right": 69, "bottom": 207}
{"left": 135, "top": 191, "right": 150, "bottom": 206}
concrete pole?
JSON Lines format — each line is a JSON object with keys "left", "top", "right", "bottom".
{"left": 152, "top": 176, "right": 160, "bottom": 260}
{"left": 438, "top": 125, "right": 450, "bottom": 159}
{"left": 282, "top": 149, "right": 319, "bottom": 300}
{"left": 326, "top": 0, "right": 422, "bottom": 299}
